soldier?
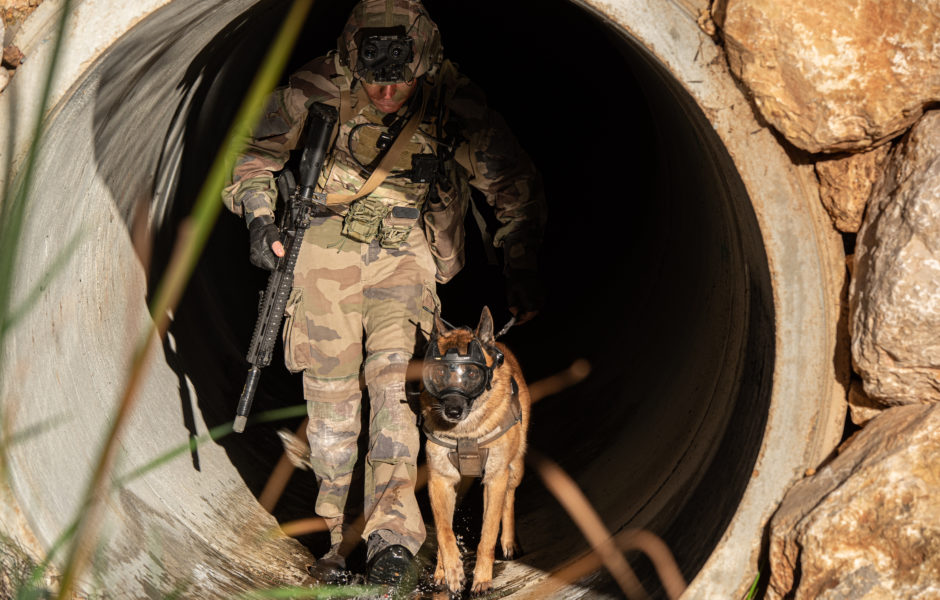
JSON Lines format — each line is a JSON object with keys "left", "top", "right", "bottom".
{"left": 222, "top": 0, "right": 545, "bottom": 587}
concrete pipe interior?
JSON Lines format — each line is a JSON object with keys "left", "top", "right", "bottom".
{"left": 0, "top": 0, "right": 847, "bottom": 598}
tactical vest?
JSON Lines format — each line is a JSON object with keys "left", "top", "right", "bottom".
{"left": 319, "top": 58, "right": 470, "bottom": 282}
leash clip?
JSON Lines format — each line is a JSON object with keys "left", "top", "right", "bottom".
{"left": 496, "top": 316, "right": 516, "bottom": 339}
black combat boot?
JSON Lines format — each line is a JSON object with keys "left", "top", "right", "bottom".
{"left": 306, "top": 544, "right": 352, "bottom": 585}
{"left": 364, "top": 532, "right": 415, "bottom": 587}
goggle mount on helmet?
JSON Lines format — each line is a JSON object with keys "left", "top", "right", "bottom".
{"left": 423, "top": 335, "right": 504, "bottom": 402}
{"left": 354, "top": 26, "right": 415, "bottom": 83}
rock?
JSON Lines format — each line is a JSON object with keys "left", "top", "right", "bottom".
{"left": 767, "top": 403, "right": 940, "bottom": 599}
{"left": 850, "top": 111, "right": 940, "bottom": 405}
{"left": 717, "top": 0, "right": 940, "bottom": 153}
{"left": 815, "top": 145, "right": 891, "bottom": 233}
{"left": 2, "top": 44, "right": 24, "bottom": 69}
{"left": 1, "top": 1, "right": 44, "bottom": 42}
{"left": 847, "top": 378, "right": 882, "bottom": 427}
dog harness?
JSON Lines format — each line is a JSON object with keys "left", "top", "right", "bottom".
{"left": 423, "top": 377, "right": 522, "bottom": 478}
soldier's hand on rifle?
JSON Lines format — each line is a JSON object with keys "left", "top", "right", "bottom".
{"left": 248, "top": 215, "right": 285, "bottom": 270}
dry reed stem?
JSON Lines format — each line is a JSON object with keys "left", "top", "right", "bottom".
{"left": 259, "top": 418, "right": 309, "bottom": 512}
{"left": 529, "top": 358, "right": 591, "bottom": 403}
{"left": 526, "top": 448, "right": 647, "bottom": 599}
{"left": 527, "top": 528, "right": 687, "bottom": 599}
{"left": 266, "top": 358, "right": 589, "bottom": 541}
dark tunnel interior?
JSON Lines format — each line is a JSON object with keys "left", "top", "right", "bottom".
{"left": 115, "top": 0, "right": 777, "bottom": 596}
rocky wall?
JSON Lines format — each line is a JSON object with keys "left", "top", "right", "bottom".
{"left": 0, "top": 0, "right": 40, "bottom": 93}
{"left": 711, "top": 0, "right": 940, "bottom": 597}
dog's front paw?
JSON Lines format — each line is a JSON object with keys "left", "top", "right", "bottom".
{"left": 470, "top": 575, "right": 493, "bottom": 596}
{"left": 434, "top": 558, "right": 465, "bottom": 595}
{"left": 471, "top": 557, "right": 496, "bottom": 596}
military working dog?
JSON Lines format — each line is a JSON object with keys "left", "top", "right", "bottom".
{"left": 420, "top": 306, "right": 531, "bottom": 594}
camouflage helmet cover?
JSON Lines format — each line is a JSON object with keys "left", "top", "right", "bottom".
{"left": 338, "top": 0, "right": 443, "bottom": 84}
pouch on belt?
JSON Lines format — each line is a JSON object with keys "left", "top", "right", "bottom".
{"left": 342, "top": 197, "right": 387, "bottom": 243}
{"left": 379, "top": 206, "right": 421, "bottom": 248}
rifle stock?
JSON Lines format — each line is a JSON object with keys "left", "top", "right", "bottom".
{"left": 234, "top": 102, "right": 338, "bottom": 432}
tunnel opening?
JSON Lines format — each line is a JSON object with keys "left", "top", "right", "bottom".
{"left": 146, "top": 0, "right": 774, "bottom": 595}
{"left": 2, "top": 0, "right": 849, "bottom": 597}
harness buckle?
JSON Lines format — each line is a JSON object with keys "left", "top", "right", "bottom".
{"left": 452, "top": 438, "right": 487, "bottom": 478}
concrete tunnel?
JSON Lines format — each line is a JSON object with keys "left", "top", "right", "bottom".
{"left": 0, "top": 0, "right": 849, "bottom": 597}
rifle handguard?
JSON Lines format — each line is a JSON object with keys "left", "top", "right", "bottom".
{"left": 234, "top": 103, "right": 339, "bottom": 432}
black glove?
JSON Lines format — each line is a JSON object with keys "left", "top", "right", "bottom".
{"left": 505, "top": 268, "right": 545, "bottom": 318}
{"left": 248, "top": 215, "right": 282, "bottom": 271}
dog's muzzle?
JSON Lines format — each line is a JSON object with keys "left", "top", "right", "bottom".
{"left": 437, "top": 392, "right": 472, "bottom": 422}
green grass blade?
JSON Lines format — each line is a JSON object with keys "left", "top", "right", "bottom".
{"left": 3, "top": 414, "right": 68, "bottom": 447}
{"left": 744, "top": 570, "right": 761, "bottom": 600}
{"left": 146, "top": 0, "right": 314, "bottom": 331}
{"left": 114, "top": 403, "right": 307, "bottom": 486}
{"left": 1, "top": 230, "right": 83, "bottom": 337}
{"left": 0, "top": 2, "right": 76, "bottom": 594}
{"left": 15, "top": 520, "right": 79, "bottom": 599}
{"left": 0, "top": 0, "right": 74, "bottom": 345}
{"left": 53, "top": 2, "right": 316, "bottom": 597}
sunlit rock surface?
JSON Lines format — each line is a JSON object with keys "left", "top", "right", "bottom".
{"left": 847, "top": 379, "right": 882, "bottom": 427}
{"left": 717, "top": 0, "right": 940, "bottom": 153}
{"left": 767, "top": 403, "right": 940, "bottom": 599}
{"left": 815, "top": 145, "right": 891, "bottom": 233}
{"left": 850, "top": 111, "right": 940, "bottom": 405}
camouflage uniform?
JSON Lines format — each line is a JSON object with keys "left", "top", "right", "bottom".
{"left": 222, "top": 0, "right": 545, "bottom": 559}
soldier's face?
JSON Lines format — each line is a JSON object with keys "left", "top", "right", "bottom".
{"left": 362, "top": 80, "right": 416, "bottom": 114}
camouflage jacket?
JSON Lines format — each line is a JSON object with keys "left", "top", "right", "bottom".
{"left": 222, "top": 52, "right": 545, "bottom": 273}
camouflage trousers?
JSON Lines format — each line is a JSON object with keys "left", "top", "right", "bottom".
{"left": 282, "top": 214, "right": 436, "bottom": 556}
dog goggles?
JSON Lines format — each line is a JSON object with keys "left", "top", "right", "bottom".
{"left": 423, "top": 340, "right": 493, "bottom": 400}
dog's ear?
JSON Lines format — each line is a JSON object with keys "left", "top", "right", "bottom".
{"left": 476, "top": 306, "right": 495, "bottom": 346}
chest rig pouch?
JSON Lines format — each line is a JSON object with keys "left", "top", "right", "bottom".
{"left": 339, "top": 90, "right": 429, "bottom": 248}
{"left": 342, "top": 201, "right": 422, "bottom": 248}
{"left": 336, "top": 62, "right": 468, "bottom": 261}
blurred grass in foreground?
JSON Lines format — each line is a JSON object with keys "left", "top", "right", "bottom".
{"left": 0, "top": 0, "right": 329, "bottom": 598}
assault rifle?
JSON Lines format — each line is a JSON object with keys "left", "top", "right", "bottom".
{"left": 234, "top": 102, "right": 338, "bottom": 433}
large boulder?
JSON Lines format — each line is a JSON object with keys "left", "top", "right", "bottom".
{"left": 716, "top": 0, "right": 940, "bottom": 153}
{"left": 850, "top": 111, "right": 940, "bottom": 405}
{"left": 766, "top": 403, "right": 940, "bottom": 599}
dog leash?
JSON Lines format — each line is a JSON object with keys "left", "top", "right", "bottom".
{"left": 495, "top": 315, "right": 516, "bottom": 338}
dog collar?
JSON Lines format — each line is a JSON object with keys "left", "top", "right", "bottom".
{"left": 423, "top": 377, "right": 521, "bottom": 478}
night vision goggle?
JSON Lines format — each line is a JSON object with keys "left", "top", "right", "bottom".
{"left": 423, "top": 338, "right": 500, "bottom": 401}
{"left": 354, "top": 27, "right": 415, "bottom": 83}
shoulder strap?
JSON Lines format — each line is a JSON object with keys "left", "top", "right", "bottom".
{"left": 324, "top": 79, "right": 432, "bottom": 206}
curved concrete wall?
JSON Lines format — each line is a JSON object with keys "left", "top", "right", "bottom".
{"left": 0, "top": 0, "right": 847, "bottom": 598}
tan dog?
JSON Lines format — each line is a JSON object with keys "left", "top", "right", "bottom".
{"left": 420, "top": 306, "right": 531, "bottom": 594}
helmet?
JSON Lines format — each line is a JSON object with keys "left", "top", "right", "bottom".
{"left": 337, "top": 0, "right": 442, "bottom": 84}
